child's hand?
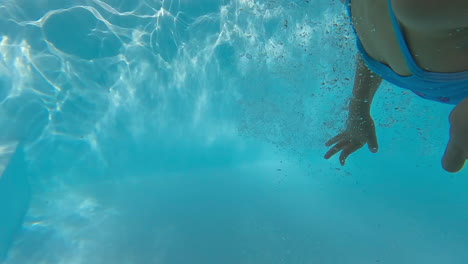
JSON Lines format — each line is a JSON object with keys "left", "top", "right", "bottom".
{"left": 324, "top": 113, "right": 379, "bottom": 166}
{"left": 442, "top": 99, "right": 468, "bottom": 173}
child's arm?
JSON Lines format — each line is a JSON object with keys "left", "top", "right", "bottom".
{"left": 324, "top": 54, "right": 383, "bottom": 165}
{"left": 349, "top": 54, "right": 382, "bottom": 115}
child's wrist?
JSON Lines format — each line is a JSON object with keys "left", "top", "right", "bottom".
{"left": 349, "top": 96, "right": 371, "bottom": 113}
{"left": 350, "top": 96, "right": 370, "bottom": 104}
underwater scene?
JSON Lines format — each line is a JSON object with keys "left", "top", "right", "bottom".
{"left": 1, "top": 0, "right": 468, "bottom": 263}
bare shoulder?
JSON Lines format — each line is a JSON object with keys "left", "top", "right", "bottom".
{"left": 392, "top": 0, "right": 468, "bottom": 30}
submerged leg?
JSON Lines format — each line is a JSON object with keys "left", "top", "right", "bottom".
{"left": 0, "top": 143, "right": 31, "bottom": 262}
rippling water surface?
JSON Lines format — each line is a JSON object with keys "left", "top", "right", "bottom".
{"left": 1, "top": 0, "right": 468, "bottom": 263}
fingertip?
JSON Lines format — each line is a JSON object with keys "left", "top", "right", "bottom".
{"left": 442, "top": 159, "right": 465, "bottom": 173}
{"left": 368, "top": 142, "right": 378, "bottom": 153}
{"left": 324, "top": 151, "right": 333, "bottom": 160}
{"left": 339, "top": 152, "right": 351, "bottom": 166}
{"left": 442, "top": 148, "right": 465, "bottom": 173}
{"left": 369, "top": 135, "right": 379, "bottom": 153}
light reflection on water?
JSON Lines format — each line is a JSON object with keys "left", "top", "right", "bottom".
{"left": 1, "top": 0, "right": 468, "bottom": 263}
{"left": 1, "top": 0, "right": 353, "bottom": 175}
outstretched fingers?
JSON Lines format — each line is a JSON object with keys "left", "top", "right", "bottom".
{"left": 325, "top": 133, "right": 344, "bottom": 147}
{"left": 324, "top": 140, "right": 349, "bottom": 160}
{"left": 339, "top": 143, "right": 361, "bottom": 165}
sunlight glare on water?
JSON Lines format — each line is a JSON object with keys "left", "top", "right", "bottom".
{"left": 1, "top": 0, "right": 468, "bottom": 263}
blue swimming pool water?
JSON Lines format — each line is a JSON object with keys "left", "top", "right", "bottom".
{"left": 1, "top": 0, "right": 468, "bottom": 263}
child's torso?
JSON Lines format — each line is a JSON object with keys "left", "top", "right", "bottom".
{"left": 351, "top": 0, "right": 468, "bottom": 76}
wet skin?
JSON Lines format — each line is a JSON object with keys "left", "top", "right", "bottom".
{"left": 328, "top": 0, "right": 468, "bottom": 172}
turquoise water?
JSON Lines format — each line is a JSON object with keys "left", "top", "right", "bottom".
{"left": 1, "top": 0, "right": 468, "bottom": 263}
